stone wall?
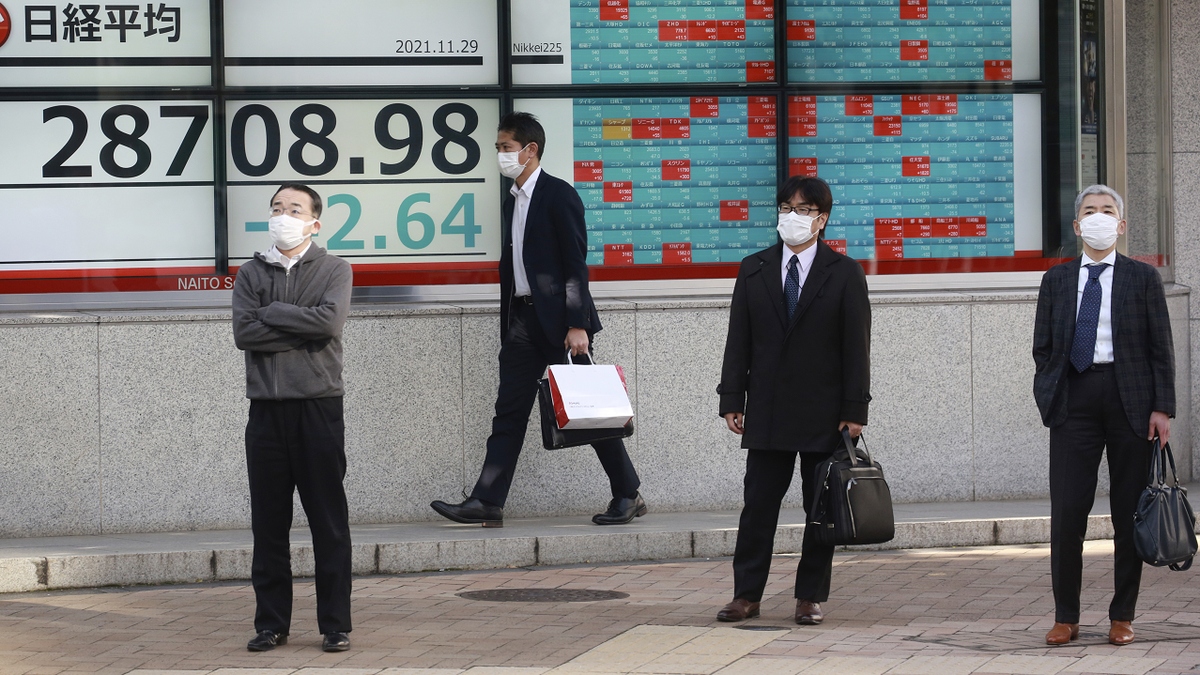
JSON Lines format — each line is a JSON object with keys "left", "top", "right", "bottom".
{"left": 1168, "top": 0, "right": 1200, "bottom": 481}
{"left": 0, "top": 289, "right": 1189, "bottom": 538}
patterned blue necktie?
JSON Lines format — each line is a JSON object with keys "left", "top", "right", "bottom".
{"left": 1070, "top": 263, "right": 1109, "bottom": 372}
{"left": 784, "top": 255, "right": 800, "bottom": 319}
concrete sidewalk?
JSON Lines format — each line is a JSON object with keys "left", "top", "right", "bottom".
{"left": 0, "top": 494, "right": 1121, "bottom": 594}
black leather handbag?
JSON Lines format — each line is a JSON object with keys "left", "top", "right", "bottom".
{"left": 536, "top": 378, "right": 634, "bottom": 450}
{"left": 809, "top": 430, "right": 895, "bottom": 546}
{"left": 1133, "top": 438, "right": 1197, "bottom": 571}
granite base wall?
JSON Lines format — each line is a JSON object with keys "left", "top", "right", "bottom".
{"left": 0, "top": 287, "right": 1190, "bottom": 537}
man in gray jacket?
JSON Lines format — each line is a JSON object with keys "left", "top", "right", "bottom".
{"left": 232, "top": 183, "right": 354, "bottom": 654}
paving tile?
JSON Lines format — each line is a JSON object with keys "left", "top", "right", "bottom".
{"left": 625, "top": 626, "right": 782, "bottom": 673}
{"left": 293, "top": 670, "right": 384, "bottom": 675}
{"left": 1061, "top": 655, "right": 1168, "bottom": 674}
{"left": 713, "top": 657, "right": 821, "bottom": 674}
{"left": 126, "top": 667, "right": 216, "bottom": 672}
{"left": 552, "top": 626, "right": 707, "bottom": 672}
{"left": 973, "top": 655, "right": 1075, "bottom": 674}
{"left": 207, "top": 670, "right": 298, "bottom": 675}
{"left": 799, "top": 657, "right": 901, "bottom": 674}
{"left": 462, "top": 669, "right": 550, "bottom": 675}
{"left": 883, "top": 655, "right": 996, "bottom": 674}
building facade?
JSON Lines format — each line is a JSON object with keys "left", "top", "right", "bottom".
{"left": 0, "top": 0, "right": 1194, "bottom": 537}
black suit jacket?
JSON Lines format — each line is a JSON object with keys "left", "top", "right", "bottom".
{"left": 498, "top": 170, "right": 602, "bottom": 346}
{"left": 1032, "top": 253, "right": 1175, "bottom": 431}
{"left": 718, "top": 240, "right": 872, "bottom": 452}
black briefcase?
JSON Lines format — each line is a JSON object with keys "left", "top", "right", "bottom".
{"left": 1133, "top": 438, "right": 1197, "bottom": 571}
{"left": 809, "top": 430, "right": 895, "bottom": 546}
{"left": 536, "top": 378, "right": 634, "bottom": 450}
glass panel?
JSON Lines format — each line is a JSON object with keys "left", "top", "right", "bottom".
{"left": 511, "top": 0, "right": 777, "bottom": 85}
{"left": 224, "top": 0, "right": 499, "bottom": 87}
{"left": 226, "top": 98, "right": 503, "bottom": 284}
{"left": 0, "top": 0, "right": 212, "bottom": 87}
{"left": 518, "top": 96, "right": 778, "bottom": 271}
{"left": 786, "top": 92, "right": 1042, "bottom": 272}
{"left": 0, "top": 99, "right": 216, "bottom": 292}
{"left": 784, "top": 0, "right": 1040, "bottom": 84}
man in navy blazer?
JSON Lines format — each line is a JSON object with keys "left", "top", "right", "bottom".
{"left": 716, "top": 176, "right": 871, "bottom": 625}
{"left": 1033, "top": 184, "right": 1174, "bottom": 647}
{"left": 431, "top": 112, "right": 645, "bottom": 528}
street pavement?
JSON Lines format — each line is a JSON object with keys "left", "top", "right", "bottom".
{"left": 3, "top": 540, "right": 1200, "bottom": 675}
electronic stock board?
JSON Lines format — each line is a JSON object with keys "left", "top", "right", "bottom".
{"left": 0, "top": 0, "right": 1048, "bottom": 295}
{"left": 514, "top": 0, "right": 1042, "bottom": 272}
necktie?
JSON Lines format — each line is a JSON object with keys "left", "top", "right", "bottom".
{"left": 784, "top": 255, "right": 800, "bottom": 319}
{"left": 1070, "top": 263, "right": 1109, "bottom": 372}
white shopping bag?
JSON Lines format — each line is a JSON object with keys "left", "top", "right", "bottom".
{"left": 547, "top": 357, "right": 633, "bottom": 430}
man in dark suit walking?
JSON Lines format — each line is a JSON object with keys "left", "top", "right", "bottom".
{"left": 431, "top": 112, "right": 646, "bottom": 528}
{"left": 716, "top": 176, "right": 871, "bottom": 625}
{"left": 1033, "top": 184, "right": 1174, "bottom": 647}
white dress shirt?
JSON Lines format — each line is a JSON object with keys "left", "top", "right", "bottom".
{"left": 510, "top": 167, "right": 542, "bottom": 297}
{"left": 1076, "top": 249, "right": 1116, "bottom": 364}
{"left": 263, "top": 240, "right": 311, "bottom": 271}
{"left": 780, "top": 241, "right": 819, "bottom": 292}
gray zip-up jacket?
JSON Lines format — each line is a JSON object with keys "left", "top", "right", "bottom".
{"left": 232, "top": 244, "right": 353, "bottom": 400}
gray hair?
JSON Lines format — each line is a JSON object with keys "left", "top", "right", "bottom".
{"left": 1074, "top": 184, "right": 1124, "bottom": 220}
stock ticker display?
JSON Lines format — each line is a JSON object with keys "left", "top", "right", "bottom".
{"left": 0, "top": 0, "right": 1038, "bottom": 292}
{"left": 788, "top": 94, "right": 1015, "bottom": 261}
{"left": 571, "top": 96, "right": 779, "bottom": 266}
{"left": 565, "top": 93, "right": 1015, "bottom": 267}
{"left": 568, "top": 0, "right": 776, "bottom": 84}
{"left": 786, "top": 0, "right": 1013, "bottom": 82}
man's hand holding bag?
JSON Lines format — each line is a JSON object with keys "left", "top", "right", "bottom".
{"left": 547, "top": 354, "right": 633, "bottom": 429}
{"left": 809, "top": 429, "right": 895, "bottom": 547}
{"left": 537, "top": 352, "right": 635, "bottom": 450}
{"left": 1133, "top": 437, "right": 1198, "bottom": 571}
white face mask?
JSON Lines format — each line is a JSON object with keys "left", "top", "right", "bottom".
{"left": 268, "top": 214, "right": 314, "bottom": 251}
{"left": 1078, "top": 212, "right": 1120, "bottom": 251}
{"left": 777, "top": 211, "right": 818, "bottom": 247}
{"left": 497, "top": 144, "right": 532, "bottom": 179}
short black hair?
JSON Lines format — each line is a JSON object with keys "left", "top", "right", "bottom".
{"left": 271, "top": 183, "right": 323, "bottom": 219}
{"left": 498, "top": 111, "right": 546, "bottom": 159}
{"left": 777, "top": 176, "right": 833, "bottom": 217}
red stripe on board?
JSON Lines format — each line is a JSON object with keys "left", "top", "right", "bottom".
{"left": 0, "top": 255, "right": 1155, "bottom": 295}
{"left": 858, "top": 256, "right": 1075, "bottom": 275}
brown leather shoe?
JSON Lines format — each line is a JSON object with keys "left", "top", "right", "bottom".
{"left": 795, "top": 599, "right": 824, "bottom": 625}
{"left": 1045, "top": 622, "right": 1079, "bottom": 645}
{"left": 716, "top": 599, "right": 760, "bottom": 622}
{"left": 1109, "top": 620, "right": 1134, "bottom": 645}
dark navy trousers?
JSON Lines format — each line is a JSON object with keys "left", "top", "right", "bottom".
{"left": 246, "top": 397, "right": 352, "bottom": 635}
{"left": 470, "top": 298, "right": 640, "bottom": 508}
{"left": 1049, "top": 365, "right": 1151, "bottom": 623}
{"left": 733, "top": 449, "right": 836, "bottom": 603}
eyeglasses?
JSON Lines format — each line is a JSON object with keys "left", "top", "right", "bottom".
{"left": 779, "top": 204, "right": 820, "bottom": 216}
{"left": 270, "top": 206, "right": 311, "bottom": 218}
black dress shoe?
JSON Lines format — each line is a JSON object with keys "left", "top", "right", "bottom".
{"left": 430, "top": 498, "right": 503, "bottom": 527}
{"left": 322, "top": 632, "right": 351, "bottom": 652}
{"left": 247, "top": 630, "right": 287, "bottom": 652}
{"left": 592, "top": 492, "right": 648, "bottom": 525}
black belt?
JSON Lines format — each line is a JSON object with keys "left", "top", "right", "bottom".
{"left": 513, "top": 295, "right": 533, "bottom": 306}
{"left": 1076, "top": 362, "right": 1114, "bottom": 372}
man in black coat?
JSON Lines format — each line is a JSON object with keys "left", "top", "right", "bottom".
{"left": 431, "top": 112, "right": 645, "bottom": 528}
{"left": 716, "top": 176, "right": 872, "bottom": 625}
{"left": 1033, "top": 184, "right": 1174, "bottom": 647}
